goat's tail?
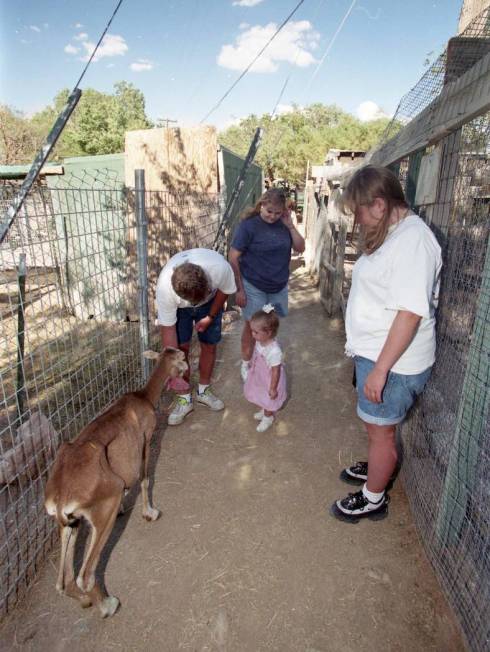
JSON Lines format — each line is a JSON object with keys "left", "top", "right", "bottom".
{"left": 56, "top": 503, "right": 79, "bottom": 527}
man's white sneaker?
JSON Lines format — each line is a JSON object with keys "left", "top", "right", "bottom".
{"left": 257, "top": 415, "right": 274, "bottom": 432}
{"left": 254, "top": 409, "right": 264, "bottom": 421}
{"left": 168, "top": 397, "right": 194, "bottom": 425}
{"left": 240, "top": 361, "right": 249, "bottom": 383}
{"left": 196, "top": 387, "right": 224, "bottom": 411}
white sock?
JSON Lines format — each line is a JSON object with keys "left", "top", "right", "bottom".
{"left": 178, "top": 393, "right": 192, "bottom": 403}
{"left": 198, "top": 384, "right": 209, "bottom": 395}
{"left": 241, "top": 359, "right": 250, "bottom": 368}
{"left": 362, "top": 484, "right": 385, "bottom": 503}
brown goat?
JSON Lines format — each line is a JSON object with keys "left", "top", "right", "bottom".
{"left": 44, "top": 347, "right": 187, "bottom": 617}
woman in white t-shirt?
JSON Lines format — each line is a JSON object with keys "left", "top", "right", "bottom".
{"left": 331, "top": 165, "right": 442, "bottom": 522}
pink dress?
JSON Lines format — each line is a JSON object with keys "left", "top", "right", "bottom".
{"left": 244, "top": 340, "right": 287, "bottom": 412}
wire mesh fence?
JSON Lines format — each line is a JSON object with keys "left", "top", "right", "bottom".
{"left": 381, "top": 5, "right": 490, "bottom": 143}
{"left": 304, "top": 94, "right": 490, "bottom": 652}
{"left": 399, "top": 112, "right": 490, "bottom": 652}
{"left": 0, "top": 180, "right": 220, "bottom": 616}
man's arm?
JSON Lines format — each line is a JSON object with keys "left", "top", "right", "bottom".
{"left": 228, "top": 247, "right": 247, "bottom": 308}
{"left": 159, "top": 324, "right": 179, "bottom": 349}
{"left": 195, "top": 290, "right": 229, "bottom": 332}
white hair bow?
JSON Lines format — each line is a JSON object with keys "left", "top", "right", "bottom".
{"left": 262, "top": 303, "right": 275, "bottom": 314}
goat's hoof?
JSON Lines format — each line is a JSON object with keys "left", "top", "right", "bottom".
{"left": 76, "top": 574, "right": 95, "bottom": 593}
{"left": 55, "top": 583, "right": 64, "bottom": 595}
{"left": 99, "top": 596, "right": 120, "bottom": 618}
{"left": 143, "top": 507, "right": 160, "bottom": 522}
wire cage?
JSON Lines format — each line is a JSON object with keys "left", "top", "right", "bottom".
{"left": 0, "top": 178, "right": 220, "bottom": 616}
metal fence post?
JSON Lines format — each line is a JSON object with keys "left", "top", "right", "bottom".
{"left": 135, "top": 169, "right": 150, "bottom": 382}
{"left": 16, "top": 253, "right": 27, "bottom": 421}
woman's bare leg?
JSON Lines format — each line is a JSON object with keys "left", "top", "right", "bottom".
{"left": 365, "top": 422, "right": 397, "bottom": 493}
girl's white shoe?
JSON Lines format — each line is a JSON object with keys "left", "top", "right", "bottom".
{"left": 254, "top": 409, "right": 264, "bottom": 421}
{"left": 256, "top": 415, "right": 274, "bottom": 432}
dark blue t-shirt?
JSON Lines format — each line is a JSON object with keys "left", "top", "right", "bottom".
{"left": 231, "top": 215, "right": 292, "bottom": 293}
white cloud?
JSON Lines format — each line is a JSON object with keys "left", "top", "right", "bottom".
{"left": 276, "top": 103, "right": 295, "bottom": 115}
{"left": 74, "top": 32, "right": 88, "bottom": 41}
{"left": 43, "top": 23, "right": 49, "bottom": 29}
{"left": 29, "top": 25, "right": 41, "bottom": 33}
{"left": 74, "top": 22, "right": 83, "bottom": 28}
{"left": 356, "top": 101, "right": 389, "bottom": 122}
{"left": 80, "top": 33, "right": 128, "bottom": 62}
{"left": 218, "top": 20, "right": 318, "bottom": 73}
{"left": 233, "top": 0, "right": 265, "bottom": 6}
{"left": 130, "top": 58, "right": 154, "bottom": 72}
{"left": 239, "top": 22, "right": 250, "bottom": 29}
{"left": 64, "top": 44, "right": 80, "bottom": 55}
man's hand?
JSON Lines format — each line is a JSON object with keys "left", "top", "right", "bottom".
{"left": 167, "top": 376, "right": 190, "bottom": 392}
{"left": 196, "top": 315, "right": 213, "bottom": 332}
{"left": 363, "top": 367, "right": 388, "bottom": 404}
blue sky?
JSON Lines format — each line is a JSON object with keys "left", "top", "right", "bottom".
{"left": 1, "top": 0, "right": 462, "bottom": 130}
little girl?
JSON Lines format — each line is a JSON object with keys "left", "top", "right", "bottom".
{"left": 243, "top": 305, "right": 287, "bottom": 432}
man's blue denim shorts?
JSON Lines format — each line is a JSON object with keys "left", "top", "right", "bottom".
{"left": 354, "top": 356, "right": 432, "bottom": 426}
{"left": 176, "top": 298, "right": 223, "bottom": 345}
{"left": 241, "top": 277, "right": 288, "bottom": 321}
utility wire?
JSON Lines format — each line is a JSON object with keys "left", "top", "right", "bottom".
{"left": 304, "top": 0, "right": 356, "bottom": 95}
{"left": 200, "top": 0, "right": 307, "bottom": 124}
{"left": 74, "top": 0, "right": 125, "bottom": 89}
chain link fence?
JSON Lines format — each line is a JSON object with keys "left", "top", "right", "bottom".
{"left": 0, "top": 178, "right": 220, "bottom": 616}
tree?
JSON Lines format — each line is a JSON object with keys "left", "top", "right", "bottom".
{"left": 29, "top": 82, "right": 153, "bottom": 159}
{"left": 0, "top": 105, "right": 38, "bottom": 164}
{"left": 219, "top": 104, "right": 394, "bottom": 186}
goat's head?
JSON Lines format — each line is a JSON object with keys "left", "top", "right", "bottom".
{"left": 143, "top": 347, "right": 188, "bottom": 378}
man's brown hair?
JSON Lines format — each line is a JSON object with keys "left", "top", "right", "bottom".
{"left": 171, "top": 263, "right": 210, "bottom": 304}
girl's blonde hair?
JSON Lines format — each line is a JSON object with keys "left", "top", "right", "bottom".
{"left": 250, "top": 308, "right": 280, "bottom": 338}
{"left": 341, "top": 165, "right": 408, "bottom": 254}
{"left": 241, "top": 188, "right": 287, "bottom": 220}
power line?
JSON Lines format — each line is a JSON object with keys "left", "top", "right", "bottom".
{"left": 74, "top": 0, "right": 125, "bottom": 89}
{"left": 303, "top": 0, "right": 356, "bottom": 95}
{"left": 200, "top": 0, "right": 307, "bottom": 124}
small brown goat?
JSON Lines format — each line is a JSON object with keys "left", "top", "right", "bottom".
{"left": 44, "top": 347, "right": 187, "bottom": 618}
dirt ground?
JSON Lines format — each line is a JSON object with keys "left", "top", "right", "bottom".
{"left": 0, "top": 267, "right": 465, "bottom": 652}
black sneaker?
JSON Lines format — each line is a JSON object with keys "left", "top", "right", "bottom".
{"left": 340, "top": 461, "right": 368, "bottom": 485}
{"left": 330, "top": 489, "right": 389, "bottom": 523}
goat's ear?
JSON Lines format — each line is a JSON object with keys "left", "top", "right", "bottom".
{"left": 143, "top": 350, "right": 159, "bottom": 360}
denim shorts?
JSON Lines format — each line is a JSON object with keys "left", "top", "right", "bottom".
{"left": 241, "top": 277, "right": 288, "bottom": 321}
{"left": 354, "top": 356, "right": 432, "bottom": 426}
{"left": 176, "top": 298, "right": 223, "bottom": 346}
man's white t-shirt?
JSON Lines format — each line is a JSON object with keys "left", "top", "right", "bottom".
{"left": 256, "top": 340, "right": 283, "bottom": 368}
{"left": 156, "top": 248, "right": 236, "bottom": 327}
{"left": 345, "top": 215, "right": 442, "bottom": 374}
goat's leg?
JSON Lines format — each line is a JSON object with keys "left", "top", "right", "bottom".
{"left": 76, "top": 493, "right": 121, "bottom": 594}
{"left": 56, "top": 525, "right": 76, "bottom": 593}
{"left": 141, "top": 437, "right": 159, "bottom": 521}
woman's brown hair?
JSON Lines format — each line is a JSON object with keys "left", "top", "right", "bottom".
{"left": 241, "top": 188, "right": 287, "bottom": 220}
{"left": 341, "top": 165, "right": 408, "bottom": 254}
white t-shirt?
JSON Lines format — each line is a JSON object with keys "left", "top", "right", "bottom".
{"left": 345, "top": 215, "right": 442, "bottom": 374}
{"left": 156, "top": 248, "right": 237, "bottom": 327}
{"left": 256, "top": 340, "right": 283, "bottom": 368}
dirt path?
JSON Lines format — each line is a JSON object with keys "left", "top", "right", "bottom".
{"left": 0, "top": 268, "right": 464, "bottom": 652}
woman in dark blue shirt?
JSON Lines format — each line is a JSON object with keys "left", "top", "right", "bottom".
{"left": 229, "top": 189, "right": 305, "bottom": 382}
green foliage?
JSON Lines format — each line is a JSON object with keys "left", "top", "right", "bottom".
{"left": 219, "top": 103, "right": 394, "bottom": 186}
{"left": 2, "top": 82, "right": 153, "bottom": 164}
{"left": 0, "top": 105, "right": 38, "bottom": 164}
